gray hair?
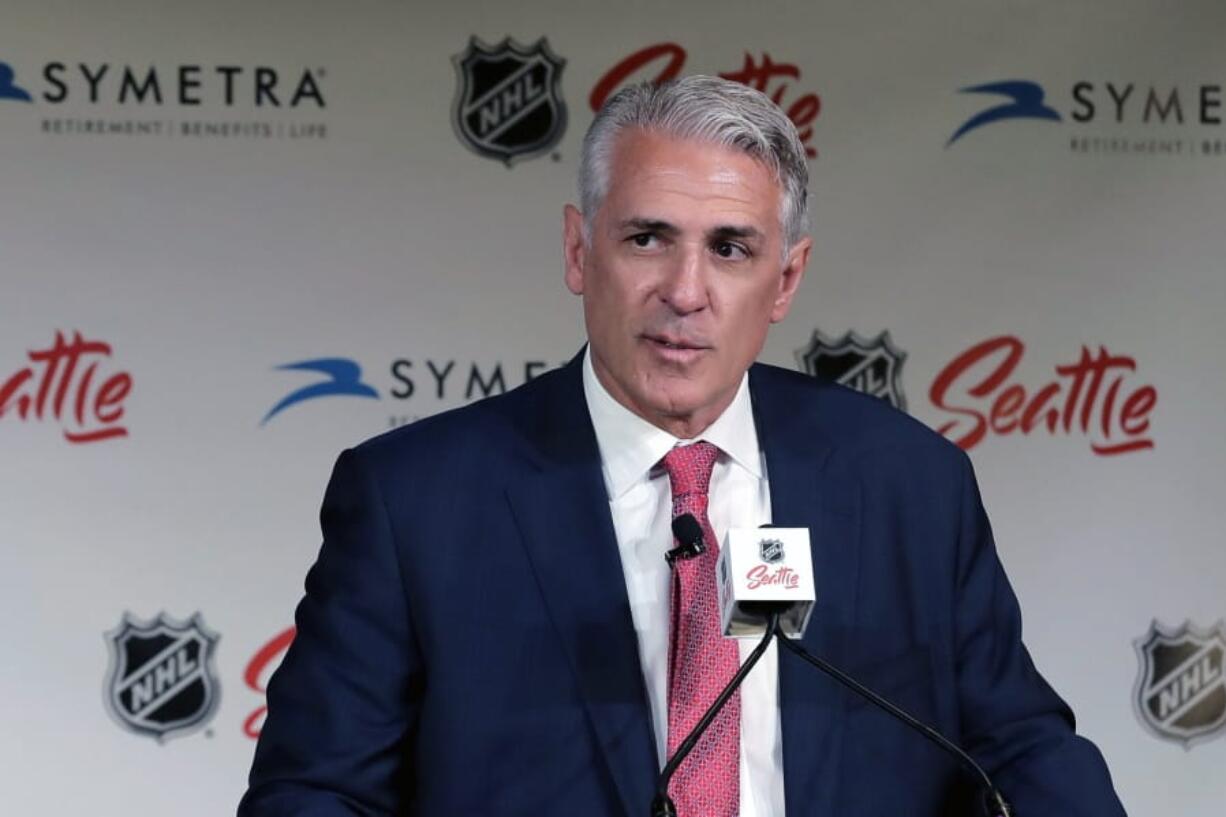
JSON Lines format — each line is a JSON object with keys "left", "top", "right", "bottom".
{"left": 579, "top": 74, "right": 810, "bottom": 251}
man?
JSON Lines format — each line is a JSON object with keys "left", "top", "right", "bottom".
{"left": 241, "top": 76, "right": 1126, "bottom": 816}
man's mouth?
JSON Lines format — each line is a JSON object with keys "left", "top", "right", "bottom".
{"left": 642, "top": 334, "right": 710, "bottom": 356}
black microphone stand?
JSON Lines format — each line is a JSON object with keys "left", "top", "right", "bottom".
{"left": 775, "top": 634, "right": 1013, "bottom": 817}
{"left": 649, "top": 612, "right": 781, "bottom": 817}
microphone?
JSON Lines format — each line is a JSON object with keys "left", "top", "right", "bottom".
{"left": 717, "top": 526, "right": 815, "bottom": 638}
{"left": 664, "top": 513, "right": 705, "bottom": 567}
{"left": 713, "top": 526, "right": 1013, "bottom": 817}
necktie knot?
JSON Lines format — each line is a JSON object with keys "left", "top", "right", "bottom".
{"left": 661, "top": 441, "right": 719, "bottom": 501}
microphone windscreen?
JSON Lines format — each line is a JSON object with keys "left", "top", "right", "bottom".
{"left": 671, "top": 514, "right": 703, "bottom": 547}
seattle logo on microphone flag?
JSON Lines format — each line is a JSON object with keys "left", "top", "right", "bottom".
{"left": 103, "top": 612, "right": 221, "bottom": 742}
{"left": 717, "top": 527, "right": 815, "bottom": 639}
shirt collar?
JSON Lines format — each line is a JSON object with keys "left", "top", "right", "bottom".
{"left": 582, "top": 347, "right": 763, "bottom": 501}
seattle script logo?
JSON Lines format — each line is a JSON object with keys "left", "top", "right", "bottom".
{"left": 0, "top": 331, "right": 133, "bottom": 443}
{"left": 930, "top": 336, "right": 1156, "bottom": 456}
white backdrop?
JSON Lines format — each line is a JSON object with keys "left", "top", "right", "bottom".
{"left": 2, "top": 1, "right": 1224, "bottom": 813}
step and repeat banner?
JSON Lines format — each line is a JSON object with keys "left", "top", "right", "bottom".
{"left": 2, "top": 0, "right": 1224, "bottom": 813}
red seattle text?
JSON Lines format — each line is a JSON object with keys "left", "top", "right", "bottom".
{"left": 0, "top": 331, "right": 133, "bottom": 443}
{"left": 243, "top": 626, "right": 296, "bottom": 739}
{"left": 746, "top": 564, "right": 800, "bottom": 590}
{"left": 929, "top": 336, "right": 1157, "bottom": 456}
{"left": 590, "top": 43, "right": 820, "bottom": 158}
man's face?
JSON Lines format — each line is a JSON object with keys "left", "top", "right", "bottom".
{"left": 564, "top": 129, "right": 810, "bottom": 437}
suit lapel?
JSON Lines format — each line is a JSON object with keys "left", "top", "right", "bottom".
{"left": 505, "top": 358, "right": 657, "bottom": 817}
{"left": 751, "top": 366, "right": 862, "bottom": 817}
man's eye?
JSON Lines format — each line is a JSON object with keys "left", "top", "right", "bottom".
{"left": 629, "top": 233, "right": 657, "bottom": 248}
{"left": 713, "top": 241, "right": 749, "bottom": 259}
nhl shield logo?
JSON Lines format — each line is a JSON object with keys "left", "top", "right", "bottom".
{"left": 103, "top": 612, "right": 221, "bottom": 742}
{"left": 1132, "top": 619, "right": 1226, "bottom": 749}
{"left": 760, "top": 538, "right": 785, "bottom": 564}
{"left": 796, "top": 329, "right": 908, "bottom": 411}
{"left": 451, "top": 36, "right": 567, "bottom": 165}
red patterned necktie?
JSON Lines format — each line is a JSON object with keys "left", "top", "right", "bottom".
{"left": 661, "top": 441, "right": 740, "bottom": 817}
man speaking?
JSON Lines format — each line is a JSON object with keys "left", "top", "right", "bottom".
{"left": 240, "top": 76, "right": 1126, "bottom": 816}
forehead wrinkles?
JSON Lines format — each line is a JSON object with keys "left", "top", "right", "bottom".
{"left": 605, "top": 155, "right": 780, "bottom": 233}
{"left": 616, "top": 134, "right": 776, "bottom": 190}
{"left": 634, "top": 167, "right": 764, "bottom": 207}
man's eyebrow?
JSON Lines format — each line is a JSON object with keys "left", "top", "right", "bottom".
{"left": 616, "top": 219, "right": 765, "bottom": 243}
{"left": 707, "top": 224, "right": 765, "bottom": 242}
{"left": 617, "top": 218, "right": 679, "bottom": 235}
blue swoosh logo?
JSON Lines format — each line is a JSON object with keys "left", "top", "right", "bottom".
{"left": 0, "top": 62, "right": 33, "bottom": 102}
{"left": 262, "top": 358, "right": 380, "bottom": 425}
{"left": 947, "top": 80, "right": 1061, "bottom": 147}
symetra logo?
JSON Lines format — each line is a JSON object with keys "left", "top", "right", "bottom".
{"left": 7, "top": 61, "right": 324, "bottom": 107}
{"left": 0, "top": 61, "right": 32, "bottom": 101}
{"left": 0, "top": 57, "right": 328, "bottom": 141}
{"left": 947, "top": 80, "right": 1062, "bottom": 146}
{"left": 947, "top": 77, "right": 1226, "bottom": 158}
{"left": 263, "top": 355, "right": 564, "bottom": 429}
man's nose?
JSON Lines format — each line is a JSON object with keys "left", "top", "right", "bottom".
{"left": 658, "top": 245, "right": 709, "bottom": 314}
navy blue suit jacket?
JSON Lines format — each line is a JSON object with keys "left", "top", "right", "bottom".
{"left": 240, "top": 357, "right": 1126, "bottom": 816}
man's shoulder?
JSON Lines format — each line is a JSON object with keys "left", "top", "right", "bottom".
{"left": 750, "top": 361, "right": 966, "bottom": 468}
{"left": 345, "top": 363, "right": 570, "bottom": 477}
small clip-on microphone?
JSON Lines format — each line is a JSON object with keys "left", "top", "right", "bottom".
{"left": 665, "top": 513, "right": 706, "bottom": 567}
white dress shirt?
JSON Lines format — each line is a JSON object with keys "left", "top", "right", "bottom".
{"left": 582, "top": 349, "right": 785, "bottom": 817}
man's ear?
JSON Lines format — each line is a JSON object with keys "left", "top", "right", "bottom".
{"left": 770, "top": 235, "right": 812, "bottom": 323}
{"left": 563, "top": 204, "right": 586, "bottom": 296}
